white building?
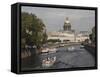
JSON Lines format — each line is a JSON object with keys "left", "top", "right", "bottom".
{"left": 47, "top": 17, "right": 89, "bottom": 43}
{"left": 47, "top": 31, "right": 89, "bottom": 43}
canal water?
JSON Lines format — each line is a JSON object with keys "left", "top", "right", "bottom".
{"left": 38, "top": 44, "right": 95, "bottom": 69}
{"left": 21, "top": 44, "right": 95, "bottom": 71}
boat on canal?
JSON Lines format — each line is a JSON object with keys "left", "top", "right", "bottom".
{"left": 41, "top": 47, "right": 57, "bottom": 53}
{"left": 42, "top": 57, "right": 56, "bottom": 67}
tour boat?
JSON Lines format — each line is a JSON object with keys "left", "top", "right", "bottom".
{"left": 41, "top": 48, "right": 49, "bottom": 53}
{"left": 41, "top": 47, "right": 57, "bottom": 53}
{"left": 42, "top": 57, "right": 56, "bottom": 67}
{"left": 48, "top": 48, "right": 57, "bottom": 53}
{"left": 59, "top": 44, "right": 65, "bottom": 47}
{"left": 67, "top": 46, "right": 75, "bottom": 51}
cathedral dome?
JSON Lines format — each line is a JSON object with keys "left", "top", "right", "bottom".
{"left": 65, "top": 17, "right": 70, "bottom": 23}
{"left": 65, "top": 20, "right": 70, "bottom": 23}
{"left": 63, "top": 17, "right": 71, "bottom": 31}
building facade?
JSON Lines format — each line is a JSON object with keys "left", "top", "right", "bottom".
{"left": 47, "top": 17, "right": 89, "bottom": 43}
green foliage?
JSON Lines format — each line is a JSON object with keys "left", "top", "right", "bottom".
{"left": 47, "top": 39, "right": 61, "bottom": 43}
{"left": 21, "top": 12, "right": 47, "bottom": 48}
{"left": 89, "top": 26, "right": 95, "bottom": 43}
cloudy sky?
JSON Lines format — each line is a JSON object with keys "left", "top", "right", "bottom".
{"left": 21, "top": 6, "right": 95, "bottom": 33}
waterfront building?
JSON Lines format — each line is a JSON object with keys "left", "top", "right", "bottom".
{"left": 47, "top": 17, "right": 89, "bottom": 43}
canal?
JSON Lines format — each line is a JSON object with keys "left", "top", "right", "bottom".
{"left": 39, "top": 44, "right": 95, "bottom": 69}
{"left": 21, "top": 44, "right": 95, "bottom": 70}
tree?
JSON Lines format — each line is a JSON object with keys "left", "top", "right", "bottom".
{"left": 21, "top": 12, "right": 47, "bottom": 49}
{"left": 92, "top": 26, "right": 95, "bottom": 43}
{"left": 89, "top": 26, "right": 95, "bottom": 43}
{"left": 42, "top": 29, "right": 48, "bottom": 44}
{"left": 47, "top": 39, "right": 61, "bottom": 43}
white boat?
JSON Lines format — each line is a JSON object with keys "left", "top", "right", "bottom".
{"left": 41, "top": 47, "right": 57, "bottom": 53}
{"left": 42, "top": 57, "right": 56, "bottom": 67}
{"left": 41, "top": 48, "right": 49, "bottom": 53}
{"left": 48, "top": 48, "right": 57, "bottom": 53}
{"left": 67, "top": 46, "right": 75, "bottom": 51}
{"left": 80, "top": 45, "right": 84, "bottom": 48}
{"left": 59, "top": 44, "right": 65, "bottom": 47}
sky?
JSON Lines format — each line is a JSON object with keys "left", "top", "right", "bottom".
{"left": 21, "top": 6, "right": 95, "bottom": 33}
